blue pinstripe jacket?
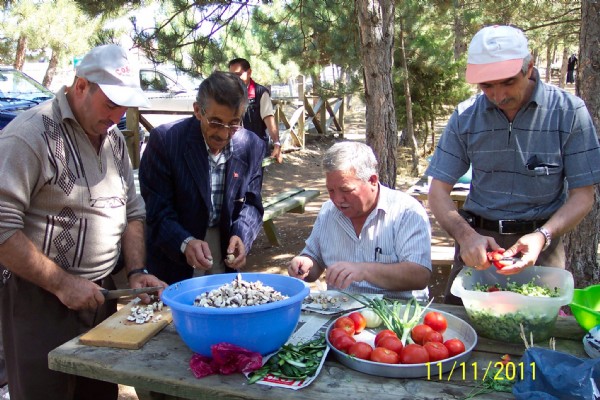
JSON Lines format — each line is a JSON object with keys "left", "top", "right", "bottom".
{"left": 139, "top": 116, "right": 265, "bottom": 284}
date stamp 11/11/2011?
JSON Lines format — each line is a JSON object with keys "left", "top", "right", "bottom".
{"left": 426, "top": 360, "right": 535, "bottom": 381}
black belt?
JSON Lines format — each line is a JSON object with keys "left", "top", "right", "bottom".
{"left": 471, "top": 214, "right": 548, "bottom": 235}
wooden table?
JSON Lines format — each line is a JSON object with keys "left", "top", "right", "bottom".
{"left": 48, "top": 304, "right": 587, "bottom": 400}
{"left": 406, "top": 177, "right": 469, "bottom": 210}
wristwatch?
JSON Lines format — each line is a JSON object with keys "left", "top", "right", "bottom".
{"left": 535, "top": 227, "right": 552, "bottom": 251}
{"left": 273, "top": 141, "right": 281, "bottom": 147}
{"left": 127, "top": 268, "right": 149, "bottom": 279}
{"left": 181, "top": 236, "right": 195, "bottom": 254}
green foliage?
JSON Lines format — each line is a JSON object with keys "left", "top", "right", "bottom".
{"left": 249, "top": 0, "right": 362, "bottom": 91}
{"left": 394, "top": 1, "right": 471, "bottom": 147}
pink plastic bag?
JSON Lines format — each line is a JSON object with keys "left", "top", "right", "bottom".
{"left": 189, "top": 343, "right": 263, "bottom": 378}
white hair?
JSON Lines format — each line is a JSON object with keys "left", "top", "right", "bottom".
{"left": 322, "top": 142, "right": 378, "bottom": 181}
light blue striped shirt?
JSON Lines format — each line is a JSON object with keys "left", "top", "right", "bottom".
{"left": 301, "top": 184, "right": 432, "bottom": 300}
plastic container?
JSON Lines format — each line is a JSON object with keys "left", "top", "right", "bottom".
{"left": 570, "top": 284, "right": 600, "bottom": 332}
{"left": 161, "top": 273, "right": 309, "bottom": 356}
{"left": 451, "top": 266, "right": 574, "bottom": 343}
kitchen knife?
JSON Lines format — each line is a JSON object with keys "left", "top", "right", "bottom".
{"left": 101, "top": 286, "right": 164, "bottom": 300}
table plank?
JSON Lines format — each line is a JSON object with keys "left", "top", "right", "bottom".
{"left": 48, "top": 304, "right": 586, "bottom": 400}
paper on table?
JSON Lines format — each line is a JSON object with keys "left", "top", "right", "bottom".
{"left": 244, "top": 313, "right": 332, "bottom": 390}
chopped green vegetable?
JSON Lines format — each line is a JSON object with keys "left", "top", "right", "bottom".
{"left": 247, "top": 336, "right": 327, "bottom": 384}
{"left": 472, "top": 278, "right": 560, "bottom": 297}
{"left": 466, "top": 308, "right": 557, "bottom": 343}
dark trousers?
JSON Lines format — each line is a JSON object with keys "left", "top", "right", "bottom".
{"left": 444, "top": 228, "right": 566, "bottom": 305}
{"left": 1, "top": 274, "right": 118, "bottom": 400}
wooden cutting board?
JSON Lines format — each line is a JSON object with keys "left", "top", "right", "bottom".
{"left": 79, "top": 300, "right": 172, "bottom": 349}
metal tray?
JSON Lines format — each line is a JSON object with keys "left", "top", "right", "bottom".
{"left": 302, "top": 290, "right": 381, "bottom": 315}
{"left": 326, "top": 307, "right": 477, "bottom": 378}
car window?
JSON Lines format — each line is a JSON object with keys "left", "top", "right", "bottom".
{"left": 0, "top": 69, "right": 53, "bottom": 101}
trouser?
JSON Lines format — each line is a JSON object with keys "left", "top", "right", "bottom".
{"left": 443, "top": 228, "right": 566, "bottom": 305}
{"left": 192, "top": 227, "right": 227, "bottom": 277}
{"left": 1, "top": 273, "right": 119, "bottom": 400}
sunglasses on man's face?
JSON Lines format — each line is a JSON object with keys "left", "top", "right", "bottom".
{"left": 205, "top": 119, "right": 243, "bottom": 133}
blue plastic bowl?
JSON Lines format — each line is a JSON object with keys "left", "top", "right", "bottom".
{"left": 161, "top": 273, "right": 309, "bottom": 356}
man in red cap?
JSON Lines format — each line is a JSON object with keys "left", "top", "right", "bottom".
{"left": 426, "top": 25, "right": 600, "bottom": 304}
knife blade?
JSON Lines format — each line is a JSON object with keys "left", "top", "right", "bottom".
{"left": 101, "top": 286, "right": 164, "bottom": 300}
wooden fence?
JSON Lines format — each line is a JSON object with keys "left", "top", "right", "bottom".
{"left": 123, "top": 75, "right": 345, "bottom": 168}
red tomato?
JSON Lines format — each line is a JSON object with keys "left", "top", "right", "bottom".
{"left": 329, "top": 327, "right": 350, "bottom": 342}
{"left": 370, "top": 347, "right": 400, "bottom": 364}
{"left": 348, "top": 341, "right": 373, "bottom": 360}
{"left": 424, "top": 341, "right": 450, "bottom": 362}
{"left": 422, "top": 330, "right": 444, "bottom": 344}
{"left": 444, "top": 338, "right": 466, "bottom": 357}
{"left": 378, "top": 336, "right": 404, "bottom": 354}
{"left": 334, "top": 316, "right": 356, "bottom": 336}
{"left": 331, "top": 334, "right": 356, "bottom": 353}
{"left": 400, "top": 344, "right": 429, "bottom": 364}
{"left": 348, "top": 311, "right": 367, "bottom": 334}
{"left": 374, "top": 329, "right": 398, "bottom": 347}
{"left": 411, "top": 324, "right": 433, "bottom": 345}
{"left": 423, "top": 311, "right": 448, "bottom": 334}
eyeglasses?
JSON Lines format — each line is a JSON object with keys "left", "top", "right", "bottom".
{"left": 200, "top": 107, "right": 242, "bottom": 134}
{"left": 205, "top": 119, "right": 242, "bottom": 134}
{"left": 89, "top": 196, "right": 127, "bottom": 208}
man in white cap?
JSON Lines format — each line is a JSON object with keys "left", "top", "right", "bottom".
{"left": 426, "top": 25, "right": 600, "bottom": 304}
{"left": 0, "top": 44, "right": 166, "bottom": 399}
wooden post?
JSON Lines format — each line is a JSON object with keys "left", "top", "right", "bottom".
{"left": 125, "top": 108, "right": 141, "bottom": 168}
{"left": 320, "top": 98, "right": 327, "bottom": 136}
{"left": 339, "top": 97, "right": 345, "bottom": 139}
{"left": 297, "top": 75, "right": 305, "bottom": 148}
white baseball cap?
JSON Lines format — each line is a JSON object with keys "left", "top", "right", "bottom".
{"left": 76, "top": 44, "right": 151, "bottom": 108}
{"left": 465, "top": 25, "right": 529, "bottom": 84}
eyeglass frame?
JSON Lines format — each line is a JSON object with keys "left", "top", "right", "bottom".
{"left": 199, "top": 107, "right": 243, "bottom": 134}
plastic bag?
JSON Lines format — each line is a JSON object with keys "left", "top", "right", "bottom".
{"left": 512, "top": 347, "right": 600, "bottom": 399}
{"left": 189, "top": 342, "right": 262, "bottom": 378}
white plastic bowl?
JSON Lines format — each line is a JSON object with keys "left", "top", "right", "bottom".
{"left": 451, "top": 266, "right": 574, "bottom": 343}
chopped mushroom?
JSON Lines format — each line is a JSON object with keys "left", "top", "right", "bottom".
{"left": 193, "top": 274, "right": 288, "bottom": 308}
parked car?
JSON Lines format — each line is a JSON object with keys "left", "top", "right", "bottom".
{"left": 117, "top": 67, "right": 200, "bottom": 137}
{"left": 0, "top": 67, "right": 54, "bottom": 130}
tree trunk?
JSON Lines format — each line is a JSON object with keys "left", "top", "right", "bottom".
{"left": 355, "top": 0, "right": 397, "bottom": 188}
{"left": 13, "top": 35, "right": 27, "bottom": 71}
{"left": 452, "top": 0, "right": 467, "bottom": 62}
{"left": 398, "top": 20, "right": 419, "bottom": 177}
{"left": 564, "top": 0, "right": 600, "bottom": 288}
{"left": 43, "top": 49, "right": 59, "bottom": 88}
{"left": 559, "top": 47, "right": 568, "bottom": 89}
{"left": 544, "top": 41, "right": 553, "bottom": 83}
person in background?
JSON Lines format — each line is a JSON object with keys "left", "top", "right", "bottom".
{"left": 566, "top": 53, "right": 578, "bottom": 84}
{"left": 139, "top": 71, "right": 265, "bottom": 285}
{"left": 288, "top": 141, "right": 432, "bottom": 301}
{"left": 228, "top": 58, "right": 283, "bottom": 163}
{"left": 426, "top": 25, "right": 600, "bottom": 304}
{"left": 0, "top": 44, "right": 166, "bottom": 400}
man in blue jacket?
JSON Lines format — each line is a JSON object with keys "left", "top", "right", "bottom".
{"left": 139, "top": 71, "right": 265, "bottom": 284}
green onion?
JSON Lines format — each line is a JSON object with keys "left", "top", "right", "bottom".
{"left": 344, "top": 293, "right": 433, "bottom": 346}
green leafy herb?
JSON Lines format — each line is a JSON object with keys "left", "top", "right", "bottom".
{"left": 247, "top": 336, "right": 326, "bottom": 384}
{"left": 461, "top": 366, "right": 515, "bottom": 399}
